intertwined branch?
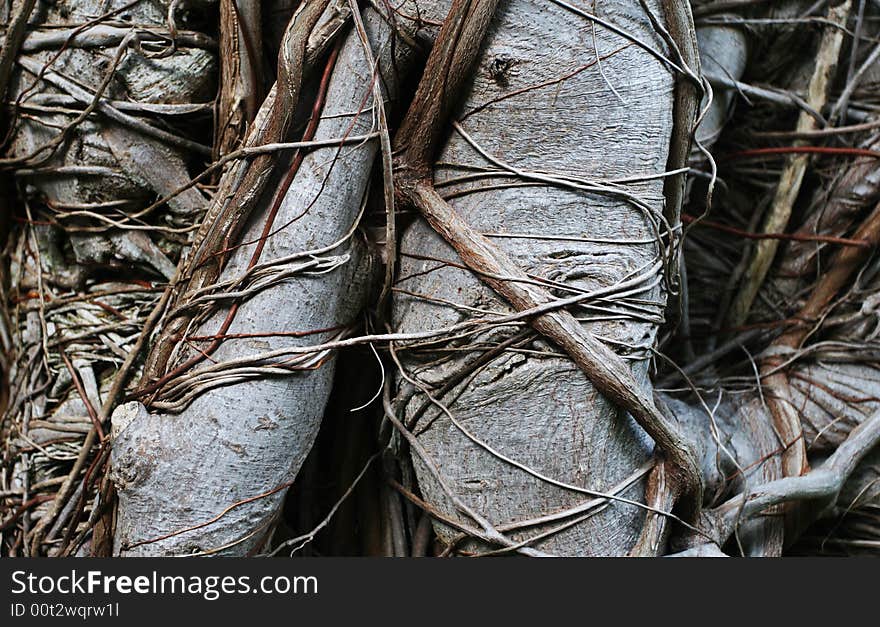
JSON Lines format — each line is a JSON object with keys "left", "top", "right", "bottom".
{"left": 392, "top": 0, "right": 703, "bottom": 534}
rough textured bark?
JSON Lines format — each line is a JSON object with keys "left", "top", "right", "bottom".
{"left": 1, "top": 0, "right": 214, "bottom": 556}
{"left": 4, "top": 0, "right": 880, "bottom": 558}
{"left": 110, "top": 0, "right": 448, "bottom": 556}
{"left": 393, "top": 0, "right": 691, "bottom": 556}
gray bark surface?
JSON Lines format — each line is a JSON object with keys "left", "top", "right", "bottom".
{"left": 2, "top": 0, "right": 214, "bottom": 554}
{"left": 393, "top": 0, "right": 677, "bottom": 555}
{"left": 111, "top": 2, "right": 448, "bottom": 556}
{"left": 5, "top": 0, "right": 877, "bottom": 558}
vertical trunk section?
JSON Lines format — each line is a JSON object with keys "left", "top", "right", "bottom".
{"left": 392, "top": 0, "right": 689, "bottom": 555}
{"left": 111, "top": 1, "right": 448, "bottom": 556}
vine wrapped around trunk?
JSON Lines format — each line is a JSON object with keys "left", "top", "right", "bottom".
{"left": 3, "top": 0, "right": 880, "bottom": 558}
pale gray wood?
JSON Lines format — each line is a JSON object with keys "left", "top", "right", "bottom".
{"left": 394, "top": 0, "right": 677, "bottom": 556}
{"left": 111, "top": 2, "right": 449, "bottom": 556}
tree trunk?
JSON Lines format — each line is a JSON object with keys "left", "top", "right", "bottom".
{"left": 3, "top": 0, "right": 880, "bottom": 557}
